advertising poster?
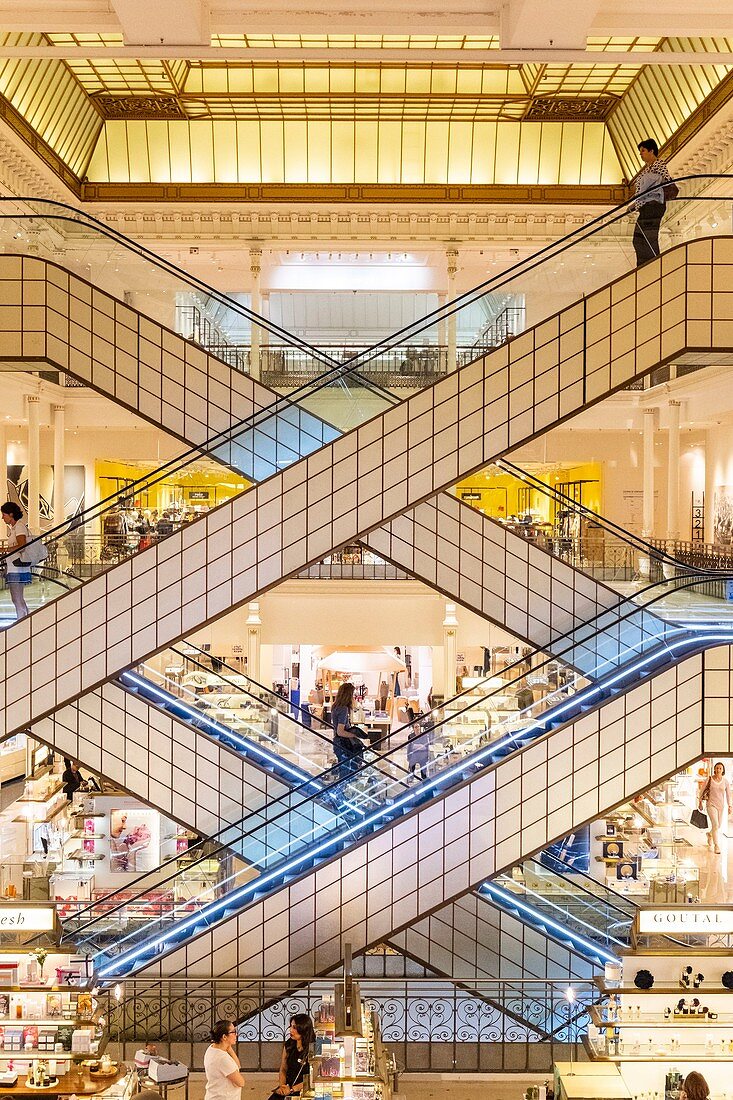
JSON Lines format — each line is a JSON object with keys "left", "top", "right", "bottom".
{"left": 109, "top": 807, "right": 159, "bottom": 873}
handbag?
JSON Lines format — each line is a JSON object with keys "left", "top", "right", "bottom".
{"left": 691, "top": 808, "right": 709, "bottom": 830}
{"left": 266, "top": 1051, "right": 307, "bottom": 1100}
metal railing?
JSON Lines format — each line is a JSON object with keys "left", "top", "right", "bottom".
{"left": 109, "top": 976, "right": 596, "bottom": 1074}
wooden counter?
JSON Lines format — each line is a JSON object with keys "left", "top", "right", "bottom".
{"left": 0, "top": 1067, "right": 128, "bottom": 1097}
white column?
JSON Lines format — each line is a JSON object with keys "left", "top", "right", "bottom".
{"left": 261, "top": 291, "right": 270, "bottom": 348}
{"left": 26, "top": 395, "right": 40, "bottom": 531}
{"left": 666, "top": 399, "right": 681, "bottom": 542}
{"left": 642, "top": 407, "right": 656, "bottom": 540}
{"left": 705, "top": 431, "right": 716, "bottom": 545}
{"left": 249, "top": 248, "right": 262, "bottom": 380}
{"left": 446, "top": 249, "right": 458, "bottom": 374}
{"left": 53, "top": 404, "right": 65, "bottom": 527}
{"left": 437, "top": 293, "right": 447, "bottom": 370}
{"left": 246, "top": 601, "right": 262, "bottom": 682}
{"left": 442, "top": 602, "right": 458, "bottom": 703}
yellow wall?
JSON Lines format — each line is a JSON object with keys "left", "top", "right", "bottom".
{"left": 95, "top": 461, "right": 247, "bottom": 511}
{"left": 454, "top": 462, "right": 603, "bottom": 521}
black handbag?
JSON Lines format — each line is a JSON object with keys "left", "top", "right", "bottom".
{"left": 691, "top": 808, "right": 708, "bottom": 830}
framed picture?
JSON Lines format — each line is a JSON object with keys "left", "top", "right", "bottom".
{"left": 616, "top": 859, "right": 638, "bottom": 881}
{"left": 603, "top": 839, "right": 624, "bottom": 860}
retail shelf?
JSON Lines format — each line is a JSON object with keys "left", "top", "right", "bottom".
{"left": 594, "top": 978, "right": 733, "bottom": 996}
{"left": 64, "top": 852, "right": 104, "bottom": 863}
{"left": 588, "top": 1007, "right": 733, "bottom": 1027}
{"left": 583, "top": 1036, "right": 733, "bottom": 1062}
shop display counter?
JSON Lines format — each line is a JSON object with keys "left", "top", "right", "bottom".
{"left": 558, "top": 1074, "right": 631, "bottom": 1100}
{"left": 0, "top": 1065, "right": 131, "bottom": 1098}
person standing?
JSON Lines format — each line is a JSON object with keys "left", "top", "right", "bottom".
{"left": 204, "top": 1021, "right": 244, "bottom": 1100}
{"left": 331, "top": 682, "right": 367, "bottom": 780}
{"left": 680, "top": 1071, "right": 710, "bottom": 1100}
{"left": 267, "top": 1014, "right": 313, "bottom": 1098}
{"left": 631, "top": 139, "right": 675, "bottom": 267}
{"left": 700, "top": 762, "right": 732, "bottom": 855}
{"left": 1, "top": 502, "right": 31, "bottom": 619}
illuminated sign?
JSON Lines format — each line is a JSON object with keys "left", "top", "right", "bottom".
{"left": 0, "top": 907, "right": 55, "bottom": 931}
{"left": 638, "top": 908, "right": 733, "bottom": 934}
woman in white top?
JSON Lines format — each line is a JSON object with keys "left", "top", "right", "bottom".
{"left": 700, "top": 762, "right": 733, "bottom": 855}
{"left": 1, "top": 502, "right": 30, "bottom": 619}
{"left": 204, "top": 1021, "right": 245, "bottom": 1100}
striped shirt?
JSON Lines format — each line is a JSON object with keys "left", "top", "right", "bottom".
{"left": 633, "top": 159, "right": 673, "bottom": 207}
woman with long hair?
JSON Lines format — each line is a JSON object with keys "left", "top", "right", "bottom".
{"left": 268, "top": 1014, "right": 314, "bottom": 1098}
{"left": 204, "top": 1020, "right": 244, "bottom": 1100}
{"left": 680, "top": 1071, "right": 710, "bottom": 1100}
{"left": 700, "top": 761, "right": 732, "bottom": 854}
{"left": 1, "top": 502, "right": 30, "bottom": 619}
{"left": 331, "top": 682, "right": 367, "bottom": 781}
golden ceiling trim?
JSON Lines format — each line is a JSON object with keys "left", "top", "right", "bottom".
{"left": 660, "top": 67, "right": 733, "bottom": 162}
{"left": 93, "top": 93, "right": 186, "bottom": 119}
{"left": 0, "top": 93, "right": 81, "bottom": 196}
{"left": 80, "top": 181, "right": 629, "bottom": 204}
{"left": 525, "top": 95, "right": 618, "bottom": 121}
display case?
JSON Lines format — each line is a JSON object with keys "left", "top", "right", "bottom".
{"left": 305, "top": 993, "right": 394, "bottom": 1100}
{"left": 581, "top": 915, "right": 733, "bottom": 1100}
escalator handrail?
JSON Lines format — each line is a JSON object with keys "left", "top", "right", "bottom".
{"left": 498, "top": 459, "right": 710, "bottom": 576}
{"left": 61, "top": 570, "right": 733, "bottom": 939}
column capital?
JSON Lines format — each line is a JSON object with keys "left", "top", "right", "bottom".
{"left": 26, "top": 394, "right": 41, "bottom": 404}
{"left": 52, "top": 403, "right": 65, "bottom": 413}
{"left": 445, "top": 247, "right": 459, "bottom": 276}
{"left": 668, "top": 398, "right": 682, "bottom": 407}
{"left": 249, "top": 247, "right": 262, "bottom": 277}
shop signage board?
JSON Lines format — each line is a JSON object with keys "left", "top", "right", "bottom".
{"left": 637, "top": 907, "right": 733, "bottom": 934}
{"left": 0, "top": 905, "right": 55, "bottom": 931}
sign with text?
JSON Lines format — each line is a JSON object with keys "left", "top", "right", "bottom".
{"left": 638, "top": 908, "right": 733, "bottom": 935}
{"left": 0, "top": 906, "right": 55, "bottom": 932}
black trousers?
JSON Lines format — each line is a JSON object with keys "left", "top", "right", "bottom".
{"left": 633, "top": 202, "right": 665, "bottom": 266}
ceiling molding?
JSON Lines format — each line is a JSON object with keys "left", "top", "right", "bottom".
{"left": 0, "top": 94, "right": 81, "bottom": 197}
{"left": 80, "top": 181, "right": 629, "bottom": 205}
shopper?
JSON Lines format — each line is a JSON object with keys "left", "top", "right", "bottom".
{"left": 204, "top": 1021, "right": 244, "bottom": 1100}
{"left": 405, "top": 706, "right": 431, "bottom": 781}
{"left": 267, "top": 1014, "right": 313, "bottom": 1098}
{"left": 680, "top": 1071, "right": 710, "bottom": 1100}
{"left": 1, "top": 502, "right": 31, "bottom": 619}
{"left": 700, "top": 762, "right": 732, "bottom": 854}
{"left": 62, "top": 759, "right": 85, "bottom": 801}
{"left": 331, "top": 682, "right": 368, "bottom": 781}
{"left": 631, "top": 139, "right": 675, "bottom": 267}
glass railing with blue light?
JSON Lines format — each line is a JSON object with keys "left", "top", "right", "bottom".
{"left": 58, "top": 570, "right": 733, "bottom": 977}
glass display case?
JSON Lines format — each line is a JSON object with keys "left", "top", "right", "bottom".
{"left": 306, "top": 993, "right": 394, "bottom": 1100}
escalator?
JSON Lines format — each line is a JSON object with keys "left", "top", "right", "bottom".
{"left": 49, "top": 569, "right": 733, "bottom": 981}
{"left": 5, "top": 222, "right": 733, "bottom": 738}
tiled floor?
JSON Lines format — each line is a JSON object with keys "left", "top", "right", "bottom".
{"left": 186, "top": 1071, "right": 540, "bottom": 1099}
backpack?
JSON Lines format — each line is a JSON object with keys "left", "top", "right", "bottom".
{"left": 18, "top": 529, "right": 48, "bottom": 566}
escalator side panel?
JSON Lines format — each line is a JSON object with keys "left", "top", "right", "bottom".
{"left": 133, "top": 646, "right": 709, "bottom": 981}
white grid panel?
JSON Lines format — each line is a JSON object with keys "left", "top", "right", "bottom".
{"left": 3, "top": 236, "right": 725, "bottom": 737}
{"left": 701, "top": 644, "right": 733, "bottom": 753}
{"left": 30, "top": 681, "right": 290, "bottom": 838}
{"left": 364, "top": 493, "right": 621, "bottom": 654}
{"left": 388, "top": 892, "right": 594, "bottom": 982}
{"left": 141, "top": 648, "right": 705, "bottom": 980}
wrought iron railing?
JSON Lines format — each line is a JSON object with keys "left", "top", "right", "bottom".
{"left": 109, "top": 976, "right": 596, "bottom": 1074}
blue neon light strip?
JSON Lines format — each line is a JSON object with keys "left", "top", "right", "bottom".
{"left": 98, "top": 628, "right": 733, "bottom": 978}
{"left": 479, "top": 882, "right": 621, "bottom": 966}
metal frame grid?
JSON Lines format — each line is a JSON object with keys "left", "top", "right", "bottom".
{"left": 2, "top": 236, "right": 731, "bottom": 739}
{"left": 137, "top": 646, "right": 706, "bottom": 980}
{"left": 388, "top": 891, "right": 594, "bottom": 983}
{"left": 30, "top": 679, "right": 294, "bottom": 838}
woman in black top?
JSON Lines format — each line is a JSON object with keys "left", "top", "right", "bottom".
{"left": 268, "top": 1014, "right": 313, "bottom": 1098}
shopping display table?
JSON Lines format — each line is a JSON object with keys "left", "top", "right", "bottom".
{"left": 0, "top": 1068, "right": 129, "bottom": 1097}
{"left": 559, "top": 1077, "right": 631, "bottom": 1100}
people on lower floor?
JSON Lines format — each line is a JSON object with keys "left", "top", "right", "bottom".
{"left": 701, "top": 761, "right": 732, "bottom": 854}
{"left": 680, "top": 1071, "right": 710, "bottom": 1100}
{"left": 405, "top": 706, "right": 431, "bottom": 781}
{"left": 204, "top": 1021, "right": 245, "bottom": 1100}
{"left": 267, "top": 1014, "right": 313, "bottom": 1098}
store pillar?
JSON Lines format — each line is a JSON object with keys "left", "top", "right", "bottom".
{"left": 642, "top": 407, "right": 656, "bottom": 540}
{"left": 0, "top": 420, "right": 6, "bottom": 498}
{"left": 442, "top": 602, "right": 458, "bottom": 702}
{"left": 437, "top": 293, "right": 447, "bottom": 369}
{"left": 53, "top": 404, "right": 65, "bottom": 527}
{"left": 261, "top": 291, "right": 270, "bottom": 349}
{"left": 26, "top": 394, "right": 40, "bottom": 532}
{"left": 249, "top": 247, "right": 262, "bottom": 381}
{"left": 246, "top": 601, "right": 262, "bottom": 681}
{"left": 666, "top": 399, "right": 681, "bottom": 542}
{"left": 446, "top": 249, "right": 458, "bottom": 374}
